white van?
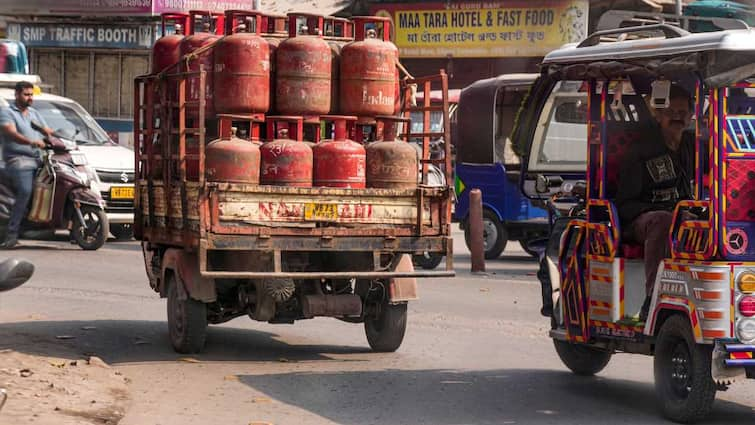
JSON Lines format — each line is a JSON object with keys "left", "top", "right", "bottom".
{"left": 0, "top": 74, "right": 135, "bottom": 239}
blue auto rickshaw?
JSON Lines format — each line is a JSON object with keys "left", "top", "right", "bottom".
{"left": 454, "top": 74, "right": 549, "bottom": 259}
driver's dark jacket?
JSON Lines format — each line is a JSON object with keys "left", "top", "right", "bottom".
{"left": 615, "top": 129, "right": 694, "bottom": 227}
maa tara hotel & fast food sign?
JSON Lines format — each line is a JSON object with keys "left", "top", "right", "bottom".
{"left": 371, "top": 0, "right": 589, "bottom": 58}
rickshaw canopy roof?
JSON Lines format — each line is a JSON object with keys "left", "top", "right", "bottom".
{"left": 542, "top": 26, "right": 755, "bottom": 87}
{"left": 457, "top": 73, "right": 538, "bottom": 164}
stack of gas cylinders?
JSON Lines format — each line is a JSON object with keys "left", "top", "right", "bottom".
{"left": 149, "top": 9, "right": 417, "bottom": 190}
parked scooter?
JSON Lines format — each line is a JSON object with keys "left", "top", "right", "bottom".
{"left": 0, "top": 124, "right": 108, "bottom": 250}
{"left": 0, "top": 257, "right": 34, "bottom": 412}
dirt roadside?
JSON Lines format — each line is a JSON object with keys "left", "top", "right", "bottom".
{"left": 0, "top": 350, "right": 130, "bottom": 425}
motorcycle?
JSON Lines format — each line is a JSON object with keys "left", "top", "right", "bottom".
{"left": 0, "top": 123, "right": 108, "bottom": 250}
{"left": 0, "top": 257, "right": 34, "bottom": 412}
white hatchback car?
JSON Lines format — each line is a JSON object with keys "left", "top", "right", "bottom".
{"left": 0, "top": 75, "right": 135, "bottom": 239}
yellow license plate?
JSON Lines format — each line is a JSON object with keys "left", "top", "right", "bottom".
{"left": 110, "top": 186, "right": 134, "bottom": 199}
{"left": 304, "top": 203, "right": 338, "bottom": 221}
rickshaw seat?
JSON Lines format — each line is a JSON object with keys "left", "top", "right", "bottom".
{"left": 603, "top": 103, "right": 656, "bottom": 260}
{"left": 605, "top": 129, "right": 647, "bottom": 199}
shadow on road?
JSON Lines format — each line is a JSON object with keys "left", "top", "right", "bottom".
{"left": 237, "top": 368, "right": 754, "bottom": 425}
{"left": 0, "top": 320, "right": 369, "bottom": 364}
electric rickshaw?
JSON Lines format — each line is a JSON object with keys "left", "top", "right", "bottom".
{"left": 454, "top": 74, "right": 550, "bottom": 259}
{"left": 514, "top": 22, "right": 755, "bottom": 423}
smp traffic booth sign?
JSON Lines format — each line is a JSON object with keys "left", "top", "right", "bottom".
{"left": 6, "top": 23, "right": 155, "bottom": 49}
{"left": 371, "top": 0, "right": 589, "bottom": 58}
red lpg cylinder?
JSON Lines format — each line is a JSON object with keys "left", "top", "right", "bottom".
{"left": 313, "top": 115, "right": 366, "bottom": 188}
{"left": 179, "top": 10, "right": 224, "bottom": 118}
{"left": 206, "top": 116, "right": 261, "bottom": 183}
{"left": 275, "top": 14, "right": 332, "bottom": 116}
{"left": 366, "top": 116, "right": 418, "bottom": 189}
{"left": 260, "top": 13, "right": 287, "bottom": 114}
{"left": 214, "top": 10, "right": 271, "bottom": 115}
{"left": 340, "top": 17, "right": 399, "bottom": 117}
{"left": 323, "top": 16, "right": 354, "bottom": 114}
{"left": 260, "top": 116, "right": 313, "bottom": 187}
{"left": 152, "top": 13, "right": 190, "bottom": 74}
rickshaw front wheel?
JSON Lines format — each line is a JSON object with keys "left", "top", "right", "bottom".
{"left": 553, "top": 339, "right": 612, "bottom": 376}
{"left": 654, "top": 315, "right": 716, "bottom": 423}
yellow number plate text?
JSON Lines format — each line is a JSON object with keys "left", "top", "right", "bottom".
{"left": 304, "top": 203, "right": 338, "bottom": 221}
{"left": 110, "top": 186, "right": 134, "bottom": 199}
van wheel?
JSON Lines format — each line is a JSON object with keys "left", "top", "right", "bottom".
{"left": 464, "top": 210, "right": 507, "bottom": 259}
{"left": 365, "top": 301, "right": 407, "bottom": 352}
{"left": 167, "top": 274, "right": 207, "bottom": 354}
{"left": 72, "top": 206, "right": 108, "bottom": 250}
{"left": 654, "top": 315, "right": 716, "bottom": 423}
{"left": 553, "top": 339, "right": 612, "bottom": 376}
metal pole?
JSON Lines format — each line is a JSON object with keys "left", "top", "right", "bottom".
{"left": 469, "top": 188, "right": 485, "bottom": 273}
{"left": 676, "top": 0, "right": 683, "bottom": 16}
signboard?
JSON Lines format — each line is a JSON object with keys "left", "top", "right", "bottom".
{"left": 1, "top": 0, "right": 254, "bottom": 16}
{"left": 370, "top": 0, "right": 589, "bottom": 58}
{"left": 7, "top": 23, "right": 157, "bottom": 49}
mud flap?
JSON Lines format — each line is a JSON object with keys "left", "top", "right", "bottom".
{"left": 388, "top": 254, "right": 418, "bottom": 302}
{"left": 712, "top": 340, "right": 746, "bottom": 385}
{"left": 161, "top": 249, "right": 216, "bottom": 303}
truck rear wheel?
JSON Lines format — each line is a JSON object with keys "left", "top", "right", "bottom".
{"left": 365, "top": 301, "right": 407, "bottom": 352}
{"left": 654, "top": 315, "right": 716, "bottom": 423}
{"left": 553, "top": 339, "right": 612, "bottom": 376}
{"left": 167, "top": 274, "right": 207, "bottom": 354}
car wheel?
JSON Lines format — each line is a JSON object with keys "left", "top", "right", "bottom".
{"left": 110, "top": 224, "right": 134, "bottom": 241}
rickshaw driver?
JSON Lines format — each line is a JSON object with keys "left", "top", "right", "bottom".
{"left": 615, "top": 84, "right": 695, "bottom": 321}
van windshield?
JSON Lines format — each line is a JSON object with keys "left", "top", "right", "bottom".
{"left": 33, "top": 100, "right": 111, "bottom": 145}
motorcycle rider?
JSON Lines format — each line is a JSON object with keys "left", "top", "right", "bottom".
{"left": 0, "top": 81, "right": 53, "bottom": 249}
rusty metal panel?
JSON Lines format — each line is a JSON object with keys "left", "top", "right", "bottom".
{"left": 206, "top": 234, "right": 447, "bottom": 252}
{"left": 215, "top": 191, "right": 431, "bottom": 226}
{"left": 168, "top": 183, "right": 200, "bottom": 221}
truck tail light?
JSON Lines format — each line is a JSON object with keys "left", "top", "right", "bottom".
{"left": 740, "top": 295, "right": 755, "bottom": 317}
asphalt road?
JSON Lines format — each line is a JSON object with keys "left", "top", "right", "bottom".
{"left": 0, "top": 231, "right": 754, "bottom": 425}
